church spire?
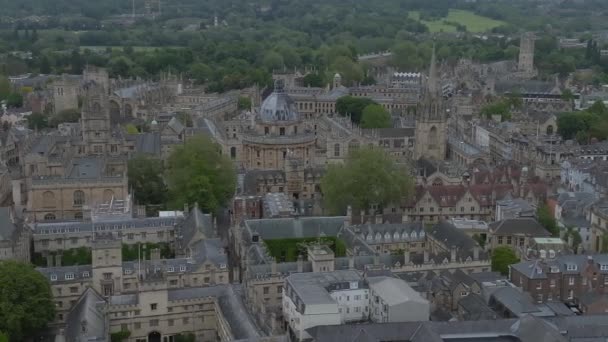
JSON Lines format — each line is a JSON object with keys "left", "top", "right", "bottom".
{"left": 427, "top": 44, "right": 439, "bottom": 96}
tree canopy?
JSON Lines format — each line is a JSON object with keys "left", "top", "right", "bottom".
{"left": 0, "top": 261, "right": 55, "bottom": 341}
{"left": 48, "top": 108, "right": 80, "bottom": 127}
{"left": 128, "top": 155, "right": 168, "bottom": 207}
{"left": 557, "top": 101, "right": 608, "bottom": 143}
{"left": 321, "top": 146, "right": 413, "bottom": 215}
{"left": 336, "top": 96, "right": 377, "bottom": 124}
{"left": 491, "top": 246, "right": 519, "bottom": 276}
{"left": 165, "top": 135, "right": 236, "bottom": 213}
{"left": 536, "top": 204, "right": 559, "bottom": 237}
{"left": 360, "top": 104, "right": 392, "bottom": 129}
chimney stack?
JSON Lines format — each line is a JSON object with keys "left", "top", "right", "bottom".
{"left": 424, "top": 250, "right": 429, "bottom": 263}
{"left": 473, "top": 246, "right": 480, "bottom": 261}
{"left": 348, "top": 255, "right": 355, "bottom": 269}
{"left": 345, "top": 205, "right": 352, "bottom": 227}
{"left": 450, "top": 246, "right": 457, "bottom": 263}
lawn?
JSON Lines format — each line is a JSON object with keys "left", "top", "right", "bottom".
{"left": 264, "top": 237, "right": 347, "bottom": 262}
{"left": 408, "top": 9, "right": 505, "bottom": 33}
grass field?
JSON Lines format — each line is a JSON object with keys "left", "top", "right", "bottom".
{"left": 264, "top": 237, "right": 347, "bottom": 262}
{"left": 409, "top": 9, "right": 505, "bottom": 33}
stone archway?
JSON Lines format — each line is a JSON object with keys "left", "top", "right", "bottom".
{"left": 148, "top": 331, "right": 161, "bottom": 342}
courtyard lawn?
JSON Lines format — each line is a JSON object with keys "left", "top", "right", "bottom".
{"left": 264, "top": 237, "right": 347, "bottom": 262}
{"left": 408, "top": 9, "right": 506, "bottom": 33}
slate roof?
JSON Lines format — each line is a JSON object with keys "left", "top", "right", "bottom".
{"left": 65, "top": 288, "right": 108, "bottom": 342}
{"left": 367, "top": 276, "right": 428, "bottom": 306}
{"left": 134, "top": 132, "right": 161, "bottom": 156}
{"left": 305, "top": 313, "right": 601, "bottom": 342}
{"left": 458, "top": 293, "right": 497, "bottom": 320}
{"left": 429, "top": 221, "right": 479, "bottom": 251}
{"left": 495, "top": 80, "right": 559, "bottom": 95}
{"left": 489, "top": 218, "right": 551, "bottom": 237}
{"left": 511, "top": 254, "right": 608, "bottom": 280}
{"left": 244, "top": 216, "right": 346, "bottom": 240}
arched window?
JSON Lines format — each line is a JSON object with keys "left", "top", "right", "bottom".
{"left": 103, "top": 189, "right": 114, "bottom": 202}
{"left": 43, "top": 191, "right": 55, "bottom": 208}
{"left": 429, "top": 126, "right": 438, "bottom": 149}
{"left": 44, "top": 213, "right": 56, "bottom": 221}
{"left": 546, "top": 125, "right": 554, "bottom": 135}
{"left": 333, "top": 143, "right": 340, "bottom": 157}
{"left": 73, "top": 190, "right": 85, "bottom": 206}
{"left": 230, "top": 147, "right": 236, "bottom": 160}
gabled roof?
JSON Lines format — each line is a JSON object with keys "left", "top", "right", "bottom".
{"left": 489, "top": 218, "right": 551, "bottom": 237}
{"left": 65, "top": 288, "right": 108, "bottom": 342}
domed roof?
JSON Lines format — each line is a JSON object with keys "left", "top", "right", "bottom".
{"left": 259, "top": 80, "right": 300, "bottom": 124}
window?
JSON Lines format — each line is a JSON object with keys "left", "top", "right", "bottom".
{"left": 566, "top": 264, "right": 577, "bottom": 271}
{"left": 134, "top": 322, "right": 141, "bottom": 329}
{"left": 180, "top": 265, "right": 186, "bottom": 272}
{"left": 220, "top": 263, "right": 226, "bottom": 269}
{"left": 601, "top": 264, "right": 608, "bottom": 271}
{"left": 70, "top": 286, "right": 78, "bottom": 293}
{"left": 460, "top": 207, "right": 464, "bottom": 212}
{"left": 550, "top": 279, "right": 556, "bottom": 288}
{"left": 168, "top": 319, "right": 174, "bottom": 327}
{"left": 334, "top": 144, "right": 340, "bottom": 157}
{"left": 536, "top": 294, "right": 543, "bottom": 303}
{"left": 277, "top": 285, "right": 283, "bottom": 293}
{"left": 43, "top": 191, "right": 55, "bottom": 207}
{"left": 568, "top": 289, "right": 574, "bottom": 300}
{"left": 536, "top": 282, "right": 542, "bottom": 290}
{"left": 263, "top": 286, "right": 269, "bottom": 295}
{"left": 150, "top": 303, "right": 157, "bottom": 311}
{"left": 65, "top": 273, "right": 74, "bottom": 280}
{"left": 498, "top": 236, "right": 503, "bottom": 244}
{"left": 168, "top": 266, "right": 174, "bottom": 272}
{"left": 73, "top": 190, "right": 85, "bottom": 206}
{"left": 183, "top": 317, "right": 189, "bottom": 324}
{"left": 121, "top": 324, "right": 128, "bottom": 331}
{"left": 279, "top": 127, "right": 285, "bottom": 136}
{"left": 604, "top": 276, "right": 608, "bottom": 285}
{"left": 44, "top": 213, "right": 56, "bottom": 221}
{"left": 569, "top": 277, "right": 575, "bottom": 285}
{"left": 460, "top": 291, "right": 469, "bottom": 296}
{"left": 103, "top": 273, "right": 112, "bottom": 280}
{"left": 507, "top": 236, "right": 512, "bottom": 245}
{"left": 355, "top": 306, "right": 361, "bottom": 313}
{"left": 150, "top": 319, "right": 159, "bottom": 327}
{"left": 354, "top": 295, "right": 361, "bottom": 300}
{"left": 127, "top": 233, "right": 134, "bottom": 240}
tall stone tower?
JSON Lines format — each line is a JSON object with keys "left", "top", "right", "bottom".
{"left": 91, "top": 234, "right": 123, "bottom": 296}
{"left": 81, "top": 83, "right": 111, "bottom": 154}
{"left": 413, "top": 47, "right": 447, "bottom": 161}
{"left": 518, "top": 32, "right": 535, "bottom": 75}
{"left": 52, "top": 75, "right": 79, "bottom": 114}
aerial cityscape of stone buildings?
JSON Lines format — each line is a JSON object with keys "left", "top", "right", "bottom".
{"left": 3, "top": 30, "right": 608, "bottom": 342}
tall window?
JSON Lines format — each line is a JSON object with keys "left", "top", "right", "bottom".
{"left": 43, "top": 191, "right": 55, "bottom": 208}
{"left": 73, "top": 190, "right": 85, "bottom": 206}
{"left": 230, "top": 147, "right": 236, "bottom": 160}
{"left": 334, "top": 144, "right": 340, "bottom": 157}
{"left": 429, "top": 126, "right": 438, "bottom": 149}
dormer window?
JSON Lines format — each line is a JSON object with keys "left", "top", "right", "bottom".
{"left": 124, "top": 269, "right": 132, "bottom": 275}
{"left": 82, "top": 271, "right": 90, "bottom": 278}
{"left": 550, "top": 266, "right": 559, "bottom": 273}
{"left": 566, "top": 264, "right": 577, "bottom": 271}
{"left": 220, "top": 264, "right": 227, "bottom": 269}
{"left": 168, "top": 267, "right": 174, "bottom": 272}
{"left": 50, "top": 274, "right": 57, "bottom": 281}
{"left": 600, "top": 264, "right": 608, "bottom": 271}
{"left": 65, "top": 273, "right": 75, "bottom": 280}
{"left": 180, "top": 265, "right": 186, "bottom": 272}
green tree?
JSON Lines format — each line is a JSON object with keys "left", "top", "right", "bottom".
{"left": 0, "top": 75, "right": 10, "bottom": 101}
{"left": 25, "top": 112, "right": 48, "bottom": 130}
{"left": 321, "top": 146, "right": 413, "bottom": 215}
{"left": 537, "top": 204, "right": 559, "bottom": 237}
{"left": 111, "top": 330, "right": 131, "bottom": 342}
{"left": 174, "top": 333, "right": 196, "bottom": 342}
{"left": 361, "top": 104, "right": 391, "bottom": 129}
{"left": 588, "top": 100, "right": 608, "bottom": 117}
{"left": 128, "top": 155, "right": 168, "bottom": 206}
{"left": 5, "top": 93, "right": 22, "bottom": 108}
{"left": 125, "top": 124, "right": 139, "bottom": 134}
{"left": 165, "top": 135, "right": 236, "bottom": 213}
{"left": 564, "top": 226, "right": 582, "bottom": 251}
{"left": 335, "top": 96, "right": 377, "bottom": 124}
{"left": 262, "top": 51, "right": 284, "bottom": 71}
{"left": 491, "top": 246, "right": 519, "bottom": 276}
{"left": 0, "top": 261, "right": 55, "bottom": 341}
{"left": 39, "top": 55, "right": 51, "bottom": 74}
{"left": 237, "top": 96, "right": 252, "bottom": 110}
{"left": 49, "top": 108, "right": 80, "bottom": 127}
{"left": 561, "top": 89, "right": 575, "bottom": 101}
{"left": 303, "top": 73, "right": 325, "bottom": 87}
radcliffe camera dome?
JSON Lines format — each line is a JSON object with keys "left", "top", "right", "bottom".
{"left": 259, "top": 79, "right": 300, "bottom": 124}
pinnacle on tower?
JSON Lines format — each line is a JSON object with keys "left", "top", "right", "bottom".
{"left": 427, "top": 45, "right": 440, "bottom": 97}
